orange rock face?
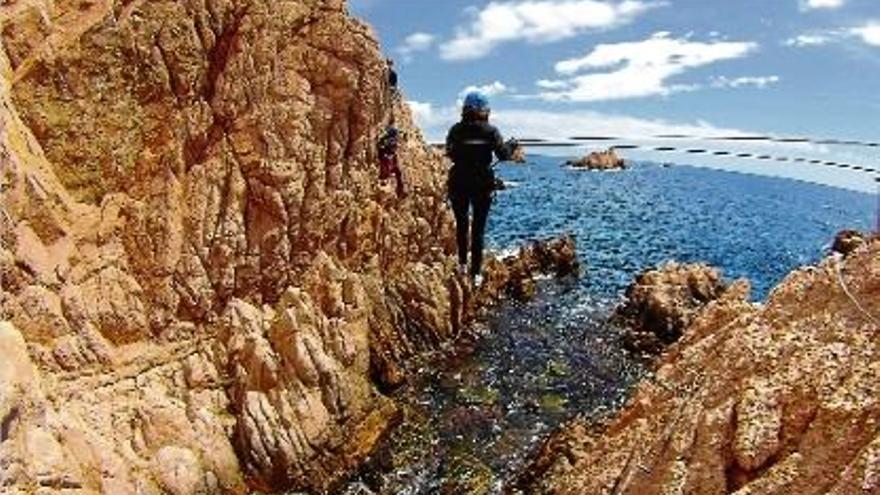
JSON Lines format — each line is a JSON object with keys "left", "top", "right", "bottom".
{"left": 614, "top": 262, "right": 750, "bottom": 353}
{"left": 0, "top": 1, "right": 573, "bottom": 493}
{"left": 518, "top": 240, "right": 880, "bottom": 495}
{"left": 567, "top": 148, "right": 625, "bottom": 170}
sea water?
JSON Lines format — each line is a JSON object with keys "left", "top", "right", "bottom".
{"left": 490, "top": 158, "right": 875, "bottom": 299}
{"left": 340, "top": 158, "right": 875, "bottom": 494}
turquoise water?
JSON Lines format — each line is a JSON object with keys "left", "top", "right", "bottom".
{"left": 341, "top": 159, "right": 875, "bottom": 494}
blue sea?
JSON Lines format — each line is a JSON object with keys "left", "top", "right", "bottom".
{"left": 343, "top": 158, "right": 876, "bottom": 495}
{"left": 489, "top": 157, "right": 876, "bottom": 300}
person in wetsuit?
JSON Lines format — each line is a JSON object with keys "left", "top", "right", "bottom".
{"left": 445, "top": 91, "right": 518, "bottom": 283}
{"left": 386, "top": 59, "right": 398, "bottom": 98}
{"left": 378, "top": 126, "right": 405, "bottom": 197}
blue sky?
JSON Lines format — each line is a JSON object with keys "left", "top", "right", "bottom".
{"left": 350, "top": 0, "right": 880, "bottom": 192}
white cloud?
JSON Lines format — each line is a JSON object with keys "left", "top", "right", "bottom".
{"left": 407, "top": 100, "right": 433, "bottom": 121}
{"left": 407, "top": 100, "right": 465, "bottom": 133}
{"left": 496, "top": 109, "right": 753, "bottom": 142}
{"left": 785, "top": 22, "right": 880, "bottom": 49}
{"left": 536, "top": 79, "right": 570, "bottom": 89}
{"left": 396, "top": 32, "right": 437, "bottom": 62}
{"left": 800, "top": 0, "right": 845, "bottom": 10}
{"left": 534, "top": 33, "right": 758, "bottom": 102}
{"left": 460, "top": 81, "right": 510, "bottom": 98}
{"left": 409, "top": 83, "right": 511, "bottom": 130}
{"left": 409, "top": 103, "right": 802, "bottom": 150}
{"left": 784, "top": 34, "right": 832, "bottom": 47}
{"left": 851, "top": 22, "right": 880, "bottom": 46}
{"left": 439, "top": 0, "right": 665, "bottom": 61}
{"left": 711, "top": 75, "right": 780, "bottom": 89}
{"left": 407, "top": 100, "right": 445, "bottom": 129}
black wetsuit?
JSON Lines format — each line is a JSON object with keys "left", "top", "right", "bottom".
{"left": 446, "top": 119, "right": 513, "bottom": 277}
{"left": 388, "top": 68, "right": 398, "bottom": 90}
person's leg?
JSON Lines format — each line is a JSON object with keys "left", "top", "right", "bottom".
{"left": 379, "top": 155, "right": 391, "bottom": 180}
{"left": 450, "top": 194, "right": 470, "bottom": 268}
{"left": 392, "top": 158, "right": 405, "bottom": 196}
{"left": 470, "top": 191, "right": 492, "bottom": 277}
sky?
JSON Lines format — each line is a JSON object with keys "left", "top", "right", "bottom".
{"left": 349, "top": 0, "right": 880, "bottom": 192}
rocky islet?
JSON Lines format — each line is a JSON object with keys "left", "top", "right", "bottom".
{"left": 565, "top": 149, "right": 626, "bottom": 171}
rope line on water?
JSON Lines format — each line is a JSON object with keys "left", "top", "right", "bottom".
{"left": 512, "top": 134, "right": 880, "bottom": 176}
{"left": 548, "top": 134, "right": 880, "bottom": 149}
{"left": 431, "top": 140, "right": 880, "bottom": 178}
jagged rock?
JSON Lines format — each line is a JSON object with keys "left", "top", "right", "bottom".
{"left": 614, "top": 262, "right": 748, "bottom": 353}
{"left": 0, "top": 321, "right": 39, "bottom": 440}
{"left": 517, "top": 239, "right": 880, "bottom": 495}
{"left": 831, "top": 229, "right": 867, "bottom": 256}
{"left": 566, "top": 149, "right": 625, "bottom": 170}
{"left": 475, "top": 235, "right": 579, "bottom": 307}
{"left": 0, "top": 1, "right": 579, "bottom": 492}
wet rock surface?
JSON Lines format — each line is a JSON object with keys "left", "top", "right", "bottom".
{"left": 476, "top": 235, "right": 579, "bottom": 306}
{"left": 613, "top": 262, "right": 749, "bottom": 353}
{"left": 517, "top": 239, "right": 880, "bottom": 494}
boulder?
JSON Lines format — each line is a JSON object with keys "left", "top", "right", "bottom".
{"left": 476, "top": 235, "right": 579, "bottom": 307}
{"left": 566, "top": 149, "right": 625, "bottom": 170}
{"left": 831, "top": 229, "right": 867, "bottom": 256}
{"left": 613, "top": 262, "right": 742, "bottom": 352}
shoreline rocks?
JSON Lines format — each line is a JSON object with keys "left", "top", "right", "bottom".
{"left": 613, "top": 262, "right": 750, "bottom": 354}
{"left": 479, "top": 235, "right": 579, "bottom": 306}
{"left": 368, "top": 235, "right": 579, "bottom": 393}
{"left": 516, "top": 238, "right": 880, "bottom": 494}
{"left": 566, "top": 149, "right": 626, "bottom": 170}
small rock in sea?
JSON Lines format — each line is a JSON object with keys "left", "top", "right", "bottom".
{"left": 566, "top": 148, "right": 626, "bottom": 170}
{"left": 831, "top": 229, "right": 867, "bottom": 256}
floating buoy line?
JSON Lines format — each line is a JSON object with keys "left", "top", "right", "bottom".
{"left": 433, "top": 134, "right": 879, "bottom": 177}
{"left": 430, "top": 132, "right": 880, "bottom": 231}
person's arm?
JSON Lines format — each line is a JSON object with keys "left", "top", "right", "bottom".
{"left": 445, "top": 125, "right": 458, "bottom": 162}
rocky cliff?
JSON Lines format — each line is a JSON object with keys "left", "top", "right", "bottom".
{"left": 519, "top": 239, "right": 880, "bottom": 494}
{"left": 0, "top": 1, "right": 524, "bottom": 493}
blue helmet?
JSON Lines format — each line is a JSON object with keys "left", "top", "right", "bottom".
{"left": 463, "top": 91, "right": 490, "bottom": 112}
